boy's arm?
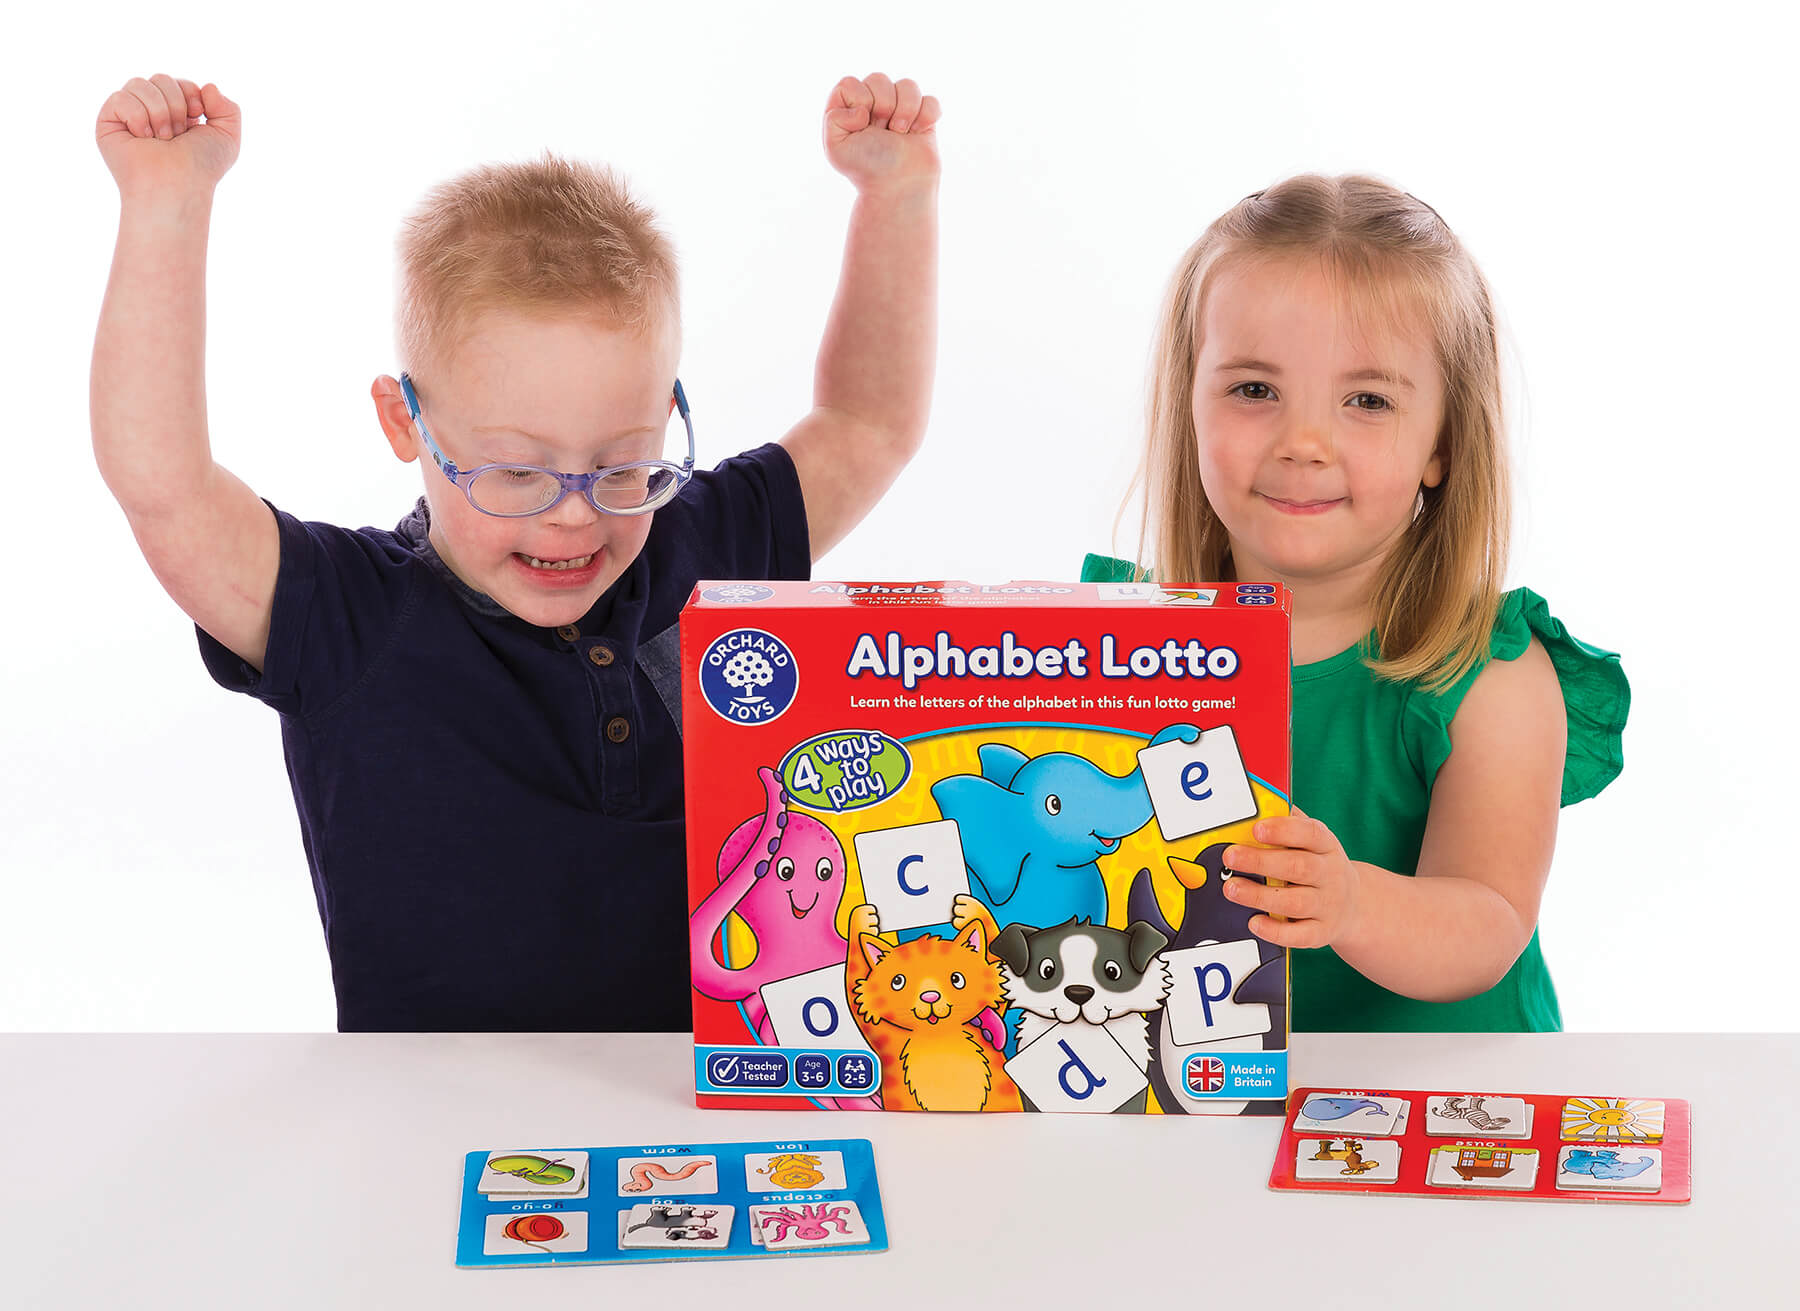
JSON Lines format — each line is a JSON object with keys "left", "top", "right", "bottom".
{"left": 91, "top": 76, "right": 279, "bottom": 672}
{"left": 779, "top": 74, "right": 940, "bottom": 562}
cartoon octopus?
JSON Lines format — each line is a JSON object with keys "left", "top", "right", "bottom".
{"left": 690, "top": 766, "right": 851, "bottom": 1045}
{"left": 756, "top": 1202, "right": 856, "bottom": 1243}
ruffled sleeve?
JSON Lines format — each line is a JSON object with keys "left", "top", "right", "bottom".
{"left": 1080, "top": 552, "right": 1144, "bottom": 582}
{"left": 1411, "top": 587, "right": 1629, "bottom": 806}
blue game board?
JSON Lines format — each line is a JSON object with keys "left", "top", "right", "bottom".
{"left": 456, "top": 1137, "right": 887, "bottom": 1267}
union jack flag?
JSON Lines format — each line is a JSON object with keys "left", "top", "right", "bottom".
{"left": 1186, "top": 1056, "right": 1226, "bottom": 1094}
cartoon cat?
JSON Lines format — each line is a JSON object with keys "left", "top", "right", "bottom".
{"left": 846, "top": 904, "right": 1023, "bottom": 1113}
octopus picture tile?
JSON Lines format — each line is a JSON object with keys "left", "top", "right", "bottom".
{"left": 750, "top": 1199, "right": 871, "bottom": 1250}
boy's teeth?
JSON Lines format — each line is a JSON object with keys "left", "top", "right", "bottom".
{"left": 525, "top": 554, "right": 593, "bottom": 571}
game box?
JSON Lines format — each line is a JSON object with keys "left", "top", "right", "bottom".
{"left": 682, "top": 579, "right": 1292, "bottom": 1114}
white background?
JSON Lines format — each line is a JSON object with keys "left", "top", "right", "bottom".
{"left": 4, "top": 2, "right": 1793, "bottom": 1031}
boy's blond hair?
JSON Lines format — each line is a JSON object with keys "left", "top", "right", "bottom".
{"left": 1123, "top": 174, "right": 1509, "bottom": 693}
{"left": 396, "top": 152, "right": 679, "bottom": 380}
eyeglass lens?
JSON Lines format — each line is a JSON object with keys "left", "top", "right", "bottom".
{"left": 466, "top": 464, "right": 680, "bottom": 516}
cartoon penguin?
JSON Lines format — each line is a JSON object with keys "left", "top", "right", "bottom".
{"left": 1126, "top": 842, "right": 1288, "bottom": 1116}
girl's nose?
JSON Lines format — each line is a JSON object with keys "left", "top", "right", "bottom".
{"left": 919, "top": 990, "right": 941, "bottom": 1004}
{"left": 1274, "top": 413, "right": 1333, "bottom": 464}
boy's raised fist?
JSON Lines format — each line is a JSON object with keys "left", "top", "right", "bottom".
{"left": 96, "top": 76, "right": 242, "bottom": 198}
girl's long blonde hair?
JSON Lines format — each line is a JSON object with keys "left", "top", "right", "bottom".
{"left": 1123, "top": 174, "right": 1509, "bottom": 693}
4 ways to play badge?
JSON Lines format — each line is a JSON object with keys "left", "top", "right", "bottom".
{"left": 779, "top": 731, "right": 911, "bottom": 814}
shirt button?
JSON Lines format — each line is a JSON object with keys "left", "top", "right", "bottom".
{"left": 605, "top": 716, "right": 631, "bottom": 743}
{"left": 557, "top": 625, "right": 579, "bottom": 642}
{"left": 588, "top": 644, "right": 615, "bottom": 668}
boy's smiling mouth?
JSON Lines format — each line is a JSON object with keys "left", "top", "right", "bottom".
{"left": 520, "top": 553, "right": 594, "bottom": 570}
{"left": 511, "top": 549, "right": 604, "bottom": 587}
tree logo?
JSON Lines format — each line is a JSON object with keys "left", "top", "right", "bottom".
{"left": 700, "top": 583, "right": 775, "bottom": 604}
{"left": 698, "top": 628, "right": 799, "bottom": 724}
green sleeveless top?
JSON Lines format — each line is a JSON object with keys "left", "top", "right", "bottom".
{"left": 1081, "top": 554, "right": 1630, "bottom": 1032}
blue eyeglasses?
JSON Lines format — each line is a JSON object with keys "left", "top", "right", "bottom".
{"left": 399, "top": 372, "right": 696, "bottom": 518}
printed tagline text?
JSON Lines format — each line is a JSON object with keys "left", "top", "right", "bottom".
{"left": 846, "top": 691, "right": 1239, "bottom": 712}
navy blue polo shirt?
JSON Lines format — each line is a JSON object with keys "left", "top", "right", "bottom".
{"left": 199, "top": 443, "right": 810, "bottom": 1032}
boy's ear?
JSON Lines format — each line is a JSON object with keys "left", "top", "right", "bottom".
{"left": 371, "top": 376, "right": 421, "bottom": 465}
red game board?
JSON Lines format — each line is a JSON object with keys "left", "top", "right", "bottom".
{"left": 1269, "top": 1086, "right": 1690, "bottom": 1204}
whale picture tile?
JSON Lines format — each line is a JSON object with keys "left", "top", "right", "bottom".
{"left": 1291, "top": 1093, "right": 1410, "bottom": 1136}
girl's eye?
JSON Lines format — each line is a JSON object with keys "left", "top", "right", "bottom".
{"left": 950, "top": 972, "right": 966, "bottom": 989}
{"left": 1232, "top": 381, "right": 1274, "bottom": 401}
{"left": 1349, "top": 392, "right": 1392, "bottom": 412}
{"left": 816, "top": 859, "right": 833, "bottom": 881}
{"left": 776, "top": 858, "right": 795, "bottom": 881}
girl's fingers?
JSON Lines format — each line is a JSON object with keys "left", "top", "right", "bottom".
{"left": 1255, "top": 812, "right": 1340, "bottom": 855}
{"left": 1224, "top": 843, "right": 1314, "bottom": 884}
{"left": 1247, "top": 914, "right": 1327, "bottom": 950}
{"left": 890, "top": 77, "right": 922, "bottom": 131}
{"left": 1224, "top": 874, "right": 1314, "bottom": 920}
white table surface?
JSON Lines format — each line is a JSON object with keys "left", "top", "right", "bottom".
{"left": 2, "top": 1032, "right": 1789, "bottom": 1309}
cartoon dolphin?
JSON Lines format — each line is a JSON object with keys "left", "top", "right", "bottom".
{"left": 1562, "top": 1149, "right": 1656, "bottom": 1180}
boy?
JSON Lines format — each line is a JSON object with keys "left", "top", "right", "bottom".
{"left": 91, "top": 72, "right": 940, "bottom": 1031}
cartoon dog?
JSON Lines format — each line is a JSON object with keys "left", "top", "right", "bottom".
{"left": 990, "top": 917, "right": 1171, "bottom": 1112}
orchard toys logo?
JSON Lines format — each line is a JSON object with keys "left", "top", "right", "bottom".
{"left": 700, "top": 583, "right": 775, "bottom": 604}
{"left": 700, "top": 628, "right": 799, "bottom": 725}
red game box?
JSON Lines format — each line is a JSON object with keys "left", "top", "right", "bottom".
{"left": 681, "top": 579, "right": 1292, "bottom": 1114}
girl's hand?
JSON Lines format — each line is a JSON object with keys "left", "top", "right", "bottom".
{"left": 96, "top": 76, "right": 241, "bottom": 201}
{"left": 823, "top": 73, "right": 941, "bottom": 193}
{"left": 1222, "top": 808, "right": 1364, "bottom": 949}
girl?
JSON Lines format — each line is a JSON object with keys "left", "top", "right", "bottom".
{"left": 1085, "top": 176, "right": 1628, "bottom": 1031}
